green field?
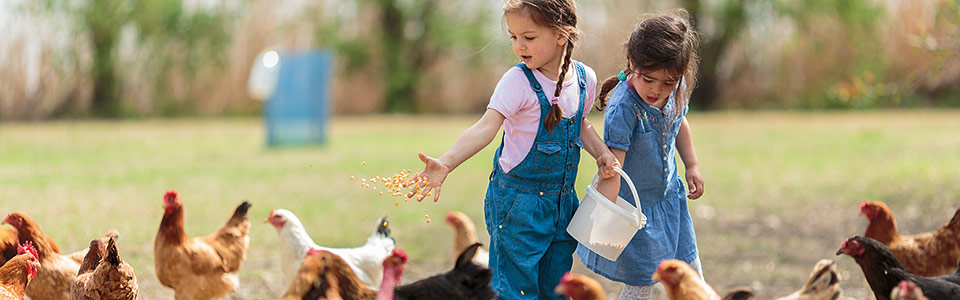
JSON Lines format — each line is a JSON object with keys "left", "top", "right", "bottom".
{"left": 2, "top": 111, "right": 959, "bottom": 299}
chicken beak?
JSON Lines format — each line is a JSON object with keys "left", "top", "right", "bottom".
{"left": 651, "top": 272, "right": 661, "bottom": 281}
{"left": 835, "top": 247, "right": 844, "bottom": 256}
{"left": 263, "top": 218, "right": 270, "bottom": 224}
{"left": 553, "top": 284, "right": 566, "bottom": 296}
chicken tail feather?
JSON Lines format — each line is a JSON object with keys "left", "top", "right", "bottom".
{"left": 106, "top": 236, "right": 121, "bottom": 265}
{"left": 947, "top": 207, "right": 960, "bottom": 231}
{"left": 374, "top": 215, "right": 391, "bottom": 238}
{"left": 227, "top": 201, "right": 252, "bottom": 226}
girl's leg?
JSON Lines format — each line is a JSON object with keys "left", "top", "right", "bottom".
{"left": 690, "top": 255, "right": 704, "bottom": 281}
{"left": 619, "top": 284, "right": 655, "bottom": 300}
{"left": 537, "top": 239, "right": 576, "bottom": 300}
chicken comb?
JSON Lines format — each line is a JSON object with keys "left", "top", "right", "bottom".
{"left": 860, "top": 201, "right": 871, "bottom": 210}
{"left": 305, "top": 248, "right": 327, "bottom": 257}
{"left": 17, "top": 241, "right": 38, "bottom": 260}
{"left": 391, "top": 249, "right": 409, "bottom": 264}
{"left": 164, "top": 190, "right": 178, "bottom": 201}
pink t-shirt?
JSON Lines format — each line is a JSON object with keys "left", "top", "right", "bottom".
{"left": 487, "top": 63, "right": 597, "bottom": 173}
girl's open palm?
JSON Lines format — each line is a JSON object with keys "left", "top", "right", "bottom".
{"left": 408, "top": 152, "right": 450, "bottom": 202}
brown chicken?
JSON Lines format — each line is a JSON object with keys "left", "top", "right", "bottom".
{"left": 281, "top": 248, "right": 377, "bottom": 300}
{"left": 860, "top": 201, "right": 960, "bottom": 276}
{"left": 775, "top": 259, "right": 843, "bottom": 300}
{"left": 0, "top": 226, "right": 20, "bottom": 266}
{"left": 653, "top": 259, "right": 720, "bottom": 300}
{"left": 445, "top": 211, "right": 489, "bottom": 267}
{"left": 4, "top": 212, "right": 79, "bottom": 300}
{"left": 65, "top": 229, "right": 120, "bottom": 265}
{"left": 890, "top": 280, "right": 929, "bottom": 300}
{"left": 554, "top": 272, "right": 607, "bottom": 300}
{"left": 70, "top": 236, "right": 138, "bottom": 300}
{"left": 0, "top": 243, "right": 41, "bottom": 300}
{"left": 154, "top": 190, "right": 251, "bottom": 300}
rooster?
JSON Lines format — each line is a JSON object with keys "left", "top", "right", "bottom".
{"left": 281, "top": 248, "right": 377, "bottom": 300}
{"left": 0, "top": 243, "right": 41, "bottom": 300}
{"left": 4, "top": 212, "right": 80, "bottom": 300}
{"left": 775, "top": 259, "right": 843, "bottom": 300}
{"left": 444, "top": 211, "right": 489, "bottom": 267}
{"left": 836, "top": 235, "right": 960, "bottom": 300}
{"left": 375, "top": 244, "right": 496, "bottom": 300}
{"left": 554, "top": 272, "right": 607, "bottom": 300}
{"left": 154, "top": 190, "right": 251, "bottom": 300}
{"left": 267, "top": 209, "right": 394, "bottom": 288}
{"left": 71, "top": 236, "right": 138, "bottom": 300}
{"left": 860, "top": 201, "right": 960, "bottom": 276}
{"left": 890, "top": 280, "right": 929, "bottom": 300}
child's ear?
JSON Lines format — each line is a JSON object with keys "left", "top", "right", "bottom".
{"left": 557, "top": 34, "right": 568, "bottom": 47}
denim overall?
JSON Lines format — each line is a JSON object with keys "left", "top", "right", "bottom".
{"left": 484, "top": 61, "right": 587, "bottom": 300}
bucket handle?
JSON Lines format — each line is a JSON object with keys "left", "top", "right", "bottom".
{"left": 592, "top": 167, "right": 643, "bottom": 228}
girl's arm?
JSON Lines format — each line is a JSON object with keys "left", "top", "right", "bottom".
{"left": 411, "top": 109, "right": 505, "bottom": 202}
{"left": 676, "top": 117, "right": 704, "bottom": 199}
{"left": 580, "top": 119, "right": 619, "bottom": 179}
{"left": 596, "top": 148, "right": 626, "bottom": 203}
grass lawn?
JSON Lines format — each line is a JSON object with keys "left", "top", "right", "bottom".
{"left": 1, "top": 110, "right": 959, "bottom": 299}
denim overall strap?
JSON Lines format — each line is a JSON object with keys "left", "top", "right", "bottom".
{"left": 484, "top": 61, "right": 587, "bottom": 300}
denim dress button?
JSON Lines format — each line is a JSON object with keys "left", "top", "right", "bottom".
{"left": 538, "top": 192, "right": 544, "bottom": 196}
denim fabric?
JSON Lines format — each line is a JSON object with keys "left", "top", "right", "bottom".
{"left": 484, "top": 61, "right": 587, "bottom": 300}
{"left": 577, "top": 79, "right": 699, "bottom": 286}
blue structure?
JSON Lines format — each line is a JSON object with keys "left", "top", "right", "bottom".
{"left": 264, "top": 50, "right": 334, "bottom": 147}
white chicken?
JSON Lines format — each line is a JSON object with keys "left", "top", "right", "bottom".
{"left": 266, "top": 209, "right": 394, "bottom": 288}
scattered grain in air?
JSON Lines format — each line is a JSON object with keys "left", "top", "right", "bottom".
{"left": 426, "top": 219, "right": 431, "bottom": 223}
{"left": 361, "top": 161, "right": 366, "bottom": 166}
{"left": 394, "top": 202, "right": 399, "bottom": 206}
{"left": 379, "top": 191, "right": 383, "bottom": 195}
{"left": 350, "top": 176, "right": 355, "bottom": 180}
{"left": 423, "top": 209, "right": 428, "bottom": 212}
{"left": 425, "top": 214, "right": 429, "bottom": 219}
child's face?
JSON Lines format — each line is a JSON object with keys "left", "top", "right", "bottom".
{"left": 505, "top": 10, "right": 566, "bottom": 74}
{"left": 629, "top": 67, "right": 679, "bottom": 109}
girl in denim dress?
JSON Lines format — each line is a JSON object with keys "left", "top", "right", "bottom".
{"left": 410, "top": 1, "right": 619, "bottom": 299}
{"left": 578, "top": 10, "right": 706, "bottom": 300}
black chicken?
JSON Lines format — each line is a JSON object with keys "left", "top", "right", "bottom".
{"left": 836, "top": 235, "right": 960, "bottom": 300}
{"left": 377, "top": 243, "right": 495, "bottom": 300}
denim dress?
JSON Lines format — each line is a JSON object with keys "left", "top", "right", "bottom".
{"left": 484, "top": 61, "right": 587, "bottom": 300}
{"left": 576, "top": 78, "right": 699, "bottom": 286}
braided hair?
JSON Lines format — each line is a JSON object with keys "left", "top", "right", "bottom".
{"left": 504, "top": 0, "right": 579, "bottom": 133}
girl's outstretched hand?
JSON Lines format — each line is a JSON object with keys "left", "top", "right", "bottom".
{"left": 597, "top": 151, "right": 621, "bottom": 179}
{"left": 685, "top": 165, "right": 705, "bottom": 199}
{"left": 407, "top": 152, "right": 450, "bottom": 202}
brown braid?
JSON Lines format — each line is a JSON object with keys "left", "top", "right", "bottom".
{"left": 594, "top": 72, "right": 623, "bottom": 111}
{"left": 544, "top": 41, "right": 574, "bottom": 132}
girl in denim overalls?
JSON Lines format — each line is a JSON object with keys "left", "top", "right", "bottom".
{"left": 410, "top": 1, "right": 618, "bottom": 299}
{"left": 579, "top": 11, "right": 707, "bottom": 300}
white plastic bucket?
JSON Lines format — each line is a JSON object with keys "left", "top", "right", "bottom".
{"left": 567, "top": 167, "right": 647, "bottom": 261}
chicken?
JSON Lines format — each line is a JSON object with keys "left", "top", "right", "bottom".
{"left": 891, "top": 280, "right": 929, "bottom": 300}
{"left": 860, "top": 201, "right": 960, "bottom": 276}
{"left": 376, "top": 244, "right": 496, "bottom": 300}
{"left": 4, "top": 212, "right": 80, "bottom": 300}
{"left": 836, "top": 235, "right": 960, "bottom": 300}
{"left": 154, "top": 190, "right": 251, "bottom": 300}
{"left": 654, "top": 259, "right": 742, "bottom": 300}
{"left": 65, "top": 229, "right": 120, "bottom": 265}
{"left": 281, "top": 248, "right": 377, "bottom": 300}
{"left": 0, "top": 242, "right": 41, "bottom": 300}
{"left": 554, "top": 272, "right": 606, "bottom": 300}
{"left": 267, "top": 209, "right": 394, "bottom": 288}
{"left": 0, "top": 226, "right": 20, "bottom": 266}
{"left": 445, "top": 211, "right": 489, "bottom": 267}
{"left": 775, "top": 259, "right": 843, "bottom": 300}
{"left": 70, "top": 236, "right": 138, "bottom": 300}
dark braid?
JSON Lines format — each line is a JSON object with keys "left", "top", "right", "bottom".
{"left": 544, "top": 41, "right": 574, "bottom": 132}
{"left": 595, "top": 72, "right": 624, "bottom": 111}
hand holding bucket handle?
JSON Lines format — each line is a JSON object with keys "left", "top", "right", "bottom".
{"left": 592, "top": 167, "right": 646, "bottom": 229}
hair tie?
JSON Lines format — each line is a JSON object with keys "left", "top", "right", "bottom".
{"left": 550, "top": 97, "right": 560, "bottom": 106}
{"left": 617, "top": 70, "right": 627, "bottom": 81}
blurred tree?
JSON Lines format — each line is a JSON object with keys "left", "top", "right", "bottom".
{"left": 316, "top": 0, "right": 494, "bottom": 113}
{"left": 681, "top": 0, "right": 747, "bottom": 110}
{"left": 35, "top": 0, "right": 230, "bottom": 117}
